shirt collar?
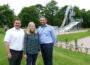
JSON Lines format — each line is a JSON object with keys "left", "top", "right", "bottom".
{"left": 41, "top": 24, "right": 48, "bottom": 27}
{"left": 13, "top": 27, "right": 21, "bottom": 31}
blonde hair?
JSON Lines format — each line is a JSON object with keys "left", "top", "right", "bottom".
{"left": 26, "top": 22, "right": 36, "bottom": 34}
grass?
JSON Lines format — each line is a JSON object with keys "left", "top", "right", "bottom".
{"left": 57, "top": 30, "right": 90, "bottom": 42}
{"left": 1, "top": 32, "right": 90, "bottom": 65}
{"left": 54, "top": 48, "right": 90, "bottom": 65}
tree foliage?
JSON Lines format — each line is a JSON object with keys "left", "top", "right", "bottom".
{"left": 0, "top": 0, "right": 90, "bottom": 28}
{"left": 0, "top": 4, "right": 15, "bottom": 27}
{"left": 18, "top": 5, "right": 39, "bottom": 27}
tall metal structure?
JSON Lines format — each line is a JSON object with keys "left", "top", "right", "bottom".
{"left": 60, "top": 5, "right": 83, "bottom": 32}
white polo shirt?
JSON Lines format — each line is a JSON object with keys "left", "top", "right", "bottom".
{"left": 4, "top": 27, "right": 25, "bottom": 51}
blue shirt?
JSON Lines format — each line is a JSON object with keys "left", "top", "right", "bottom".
{"left": 38, "top": 24, "right": 56, "bottom": 44}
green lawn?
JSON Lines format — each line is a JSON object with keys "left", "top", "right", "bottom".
{"left": 1, "top": 30, "right": 90, "bottom": 65}
{"left": 57, "top": 30, "right": 90, "bottom": 42}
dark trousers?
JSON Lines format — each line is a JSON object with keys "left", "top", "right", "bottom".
{"left": 9, "top": 49, "right": 23, "bottom": 65}
{"left": 26, "top": 53, "right": 38, "bottom": 65}
{"left": 40, "top": 43, "right": 53, "bottom": 65}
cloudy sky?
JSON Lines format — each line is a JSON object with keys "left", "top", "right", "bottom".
{"left": 0, "top": 0, "right": 90, "bottom": 15}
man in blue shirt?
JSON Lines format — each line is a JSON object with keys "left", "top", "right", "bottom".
{"left": 38, "top": 16, "right": 56, "bottom": 65}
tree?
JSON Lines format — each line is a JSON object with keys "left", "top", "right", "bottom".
{"left": 35, "top": 4, "right": 45, "bottom": 17}
{"left": 73, "top": 6, "right": 82, "bottom": 19}
{"left": 0, "top": 4, "right": 15, "bottom": 27}
{"left": 44, "top": 0, "right": 58, "bottom": 26}
{"left": 80, "top": 9, "right": 88, "bottom": 28}
{"left": 84, "top": 10, "right": 90, "bottom": 28}
{"left": 54, "top": 5, "right": 67, "bottom": 27}
{"left": 18, "top": 5, "right": 39, "bottom": 27}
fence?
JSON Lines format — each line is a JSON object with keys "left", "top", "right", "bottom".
{"left": 57, "top": 39, "right": 90, "bottom": 54}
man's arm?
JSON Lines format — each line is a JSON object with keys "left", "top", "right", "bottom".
{"left": 50, "top": 27, "right": 57, "bottom": 44}
{"left": 4, "top": 30, "right": 12, "bottom": 59}
{"left": 4, "top": 42, "right": 11, "bottom": 59}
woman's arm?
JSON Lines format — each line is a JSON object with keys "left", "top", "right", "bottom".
{"left": 23, "top": 33, "right": 28, "bottom": 54}
{"left": 38, "top": 33, "right": 40, "bottom": 51}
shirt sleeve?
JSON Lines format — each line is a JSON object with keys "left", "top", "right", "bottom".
{"left": 4, "top": 30, "right": 11, "bottom": 43}
{"left": 50, "top": 27, "right": 57, "bottom": 44}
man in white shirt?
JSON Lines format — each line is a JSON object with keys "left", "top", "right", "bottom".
{"left": 4, "top": 19, "right": 25, "bottom": 65}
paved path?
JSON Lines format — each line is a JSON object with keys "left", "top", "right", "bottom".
{"left": 58, "top": 29, "right": 88, "bottom": 35}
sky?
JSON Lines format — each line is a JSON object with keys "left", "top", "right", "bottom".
{"left": 0, "top": 0, "right": 90, "bottom": 15}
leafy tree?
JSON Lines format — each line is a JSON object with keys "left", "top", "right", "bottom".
{"left": 0, "top": 4, "right": 15, "bottom": 27}
{"left": 73, "top": 6, "right": 82, "bottom": 19}
{"left": 44, "top": 0, "right": 58, "bottom": 26}
{"left": 35, "top": 4, "right": 45, "bottom": 17}
{"left": 18, "top": 5, "right": 39, "bottom": 27}
{"left": 55, "top": 5, "right": 67, "bottom": 27}
{"left": 85, "top": 10, "right": 90, "bottom": 28}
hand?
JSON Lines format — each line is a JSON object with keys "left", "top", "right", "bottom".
{"left": 7, "top": 52, "right": 12, "bottom": 59}
{"left": 24, "top": 54, "right": 27, "bottom": 59}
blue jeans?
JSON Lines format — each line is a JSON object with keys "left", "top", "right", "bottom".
{"left": 40, "top": 43, "right": 53, "bottom": 65}
{"left": 26, "top": 53, "right": 38, "bottom": 65}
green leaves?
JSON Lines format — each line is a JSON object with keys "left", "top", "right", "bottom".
{"left": 0, "top": 1, "right": 90, "bottom": 28}
{"left": 18, "top": 6, "right": 39, "bottom": 27}
{"left": 0, "top": 4, "right": 15, "bottom": 27}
